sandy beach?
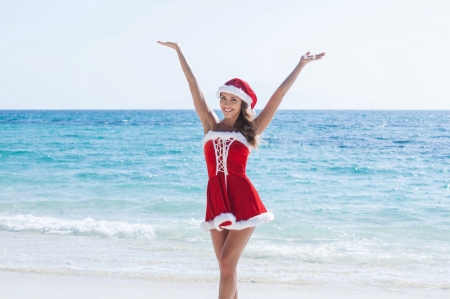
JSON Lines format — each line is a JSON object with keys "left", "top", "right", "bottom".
{"left": 1, "top": 269, "right": 448, "bottom": 299}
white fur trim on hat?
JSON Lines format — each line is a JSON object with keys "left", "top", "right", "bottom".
{"left": 216, "top": 85, "right": 253, "bottom": 107}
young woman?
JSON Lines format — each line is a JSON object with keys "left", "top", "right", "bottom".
{"left": 158, "top": 41, "right": 325, "bottom": 299}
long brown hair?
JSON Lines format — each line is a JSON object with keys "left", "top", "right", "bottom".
{"left": 235, "top": 101, "right": 260, "bottom": 148}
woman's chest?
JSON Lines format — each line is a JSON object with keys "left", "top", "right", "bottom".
{"left": 204, "top": 140, "right": 249, "bottom": 174}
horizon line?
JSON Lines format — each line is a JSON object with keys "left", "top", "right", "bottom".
{"left": 1, "top": 109, "right": 450, "bottom": 112}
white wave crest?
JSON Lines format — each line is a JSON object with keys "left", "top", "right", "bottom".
{"left": 0, "top": 214, "right": 154, "bottom": 239}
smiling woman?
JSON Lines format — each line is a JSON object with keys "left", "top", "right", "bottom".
{"left": 157, "top": 40, "right": 324, "bottom": 299}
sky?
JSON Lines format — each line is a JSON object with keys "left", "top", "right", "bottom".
{"left": 0, "top": 0, "right": 449, "bottom": 110}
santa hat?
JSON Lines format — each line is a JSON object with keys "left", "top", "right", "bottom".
{"left": 216, "top": 78, "right": 257, "bottom": 109}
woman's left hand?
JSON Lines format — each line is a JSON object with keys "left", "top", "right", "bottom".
{"left": 300, "top": 51, "right": 326, "bottom": 66}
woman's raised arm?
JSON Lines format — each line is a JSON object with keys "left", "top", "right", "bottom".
{"left": 157, "top": 41, "right": 218, "bottom": 134}
{"left": 254, "top": 51, "right": 325, "bottom": 135}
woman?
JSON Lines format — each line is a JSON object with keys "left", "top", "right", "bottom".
{"left": 158, "top": 41, "right": 324, "bottom": 299}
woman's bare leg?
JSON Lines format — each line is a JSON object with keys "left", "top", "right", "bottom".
{"left": 211, "top": 227, "right": 255, "bottom": 299}
{"left": 211, "top": 229, "right": 237, "bottom": 298}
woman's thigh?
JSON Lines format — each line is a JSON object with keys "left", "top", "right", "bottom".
{"left": 210, "top": 229, "right": 230, "bottom": 262}
{"left": 210, "top": 227, "right": 255, "bottom": 266}
{"left": 220, "top": 227, "right": 255, "bottom": 268}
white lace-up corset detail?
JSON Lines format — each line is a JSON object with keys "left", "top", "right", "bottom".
{"left": 203, "top": 131, "right": 253, "bottom": 184}
{"left": 212, "top": 138, "right": 235, "bottom": 176}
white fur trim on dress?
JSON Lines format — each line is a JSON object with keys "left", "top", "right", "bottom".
{"left": 203, "top": 130, "right": 252, "bottom": 150}
{"left": 216, "top": 85, "right": 253, "bottom": 107}
{"left": 200, "top": 213, "right": 236, "bottom": 231}
{"left": 200, "top": 212, "right": 274, "bottom": 232}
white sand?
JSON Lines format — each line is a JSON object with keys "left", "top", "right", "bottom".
{"left": 1, "top": 270, "right": 448, "bottom": 299}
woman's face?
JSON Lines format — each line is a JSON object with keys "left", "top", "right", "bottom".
{"left": 220, "top": 92, "right": 242, "bottom": 119}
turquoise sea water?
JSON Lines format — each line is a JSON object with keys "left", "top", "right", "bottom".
{"left": 0, "top": 110, "right": 449, "bottom": 288}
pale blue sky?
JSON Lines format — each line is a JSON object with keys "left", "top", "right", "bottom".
{"left": 0, "top": 0, "right": 449, "bottom": 110}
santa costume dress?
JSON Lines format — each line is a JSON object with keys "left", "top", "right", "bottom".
{"left": 200, "top": 78, "right": 274, "bottom": 231}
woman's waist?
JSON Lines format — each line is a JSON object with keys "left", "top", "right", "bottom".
{"left": 207, "top": 170, "right": 248, "bottom": 178}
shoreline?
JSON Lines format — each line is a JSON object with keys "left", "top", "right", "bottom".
{"left": 1, "top": 269, "right": 448, "bottom": 299}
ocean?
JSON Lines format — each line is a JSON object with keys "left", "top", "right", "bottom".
{"left": 0, "top": 110, "right": 449, "bottom": 289}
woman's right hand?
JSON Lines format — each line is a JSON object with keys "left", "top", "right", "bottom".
{"left": 299, "top": 51, "right": 325, "bottom": 66}
{"left": 157, "top": 41, "right": 180, "bottom": 50}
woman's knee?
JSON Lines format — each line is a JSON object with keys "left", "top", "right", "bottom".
{"left": 219, "top": 255, "right": 236, "bottom": 276}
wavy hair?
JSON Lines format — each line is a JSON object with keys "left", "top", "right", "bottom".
{"left": 235, "top": 101, "right": 261, "bottom": 149}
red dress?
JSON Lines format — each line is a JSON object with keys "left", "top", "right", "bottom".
{"left": 200, "top": 130, "right": 274, "bottom": 231}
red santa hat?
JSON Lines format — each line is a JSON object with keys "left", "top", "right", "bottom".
{"left": 216, "top": 78, "right": 257, "bottom": 109}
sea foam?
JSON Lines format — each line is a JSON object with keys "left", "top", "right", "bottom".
{"left": 0, "top": 214, "right": 154, "bottom": 239}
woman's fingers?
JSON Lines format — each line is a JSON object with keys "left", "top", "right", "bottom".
{"left": 305, "top": 52, "right": 325, "bottom": 56}
{"left": 306, "top": 52, "right": 326, "bottom": 60}
{"left": 302, "top": 51, "right": 325, "bottom": 60}
{"left": 157, "top": 41, "right": 181, "bottom": 51}
{"left": 300, "top": 51, "right": 325, "bottom": 64}
{"left": 157, "top": 41, "right": 178, "bottom": 46}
